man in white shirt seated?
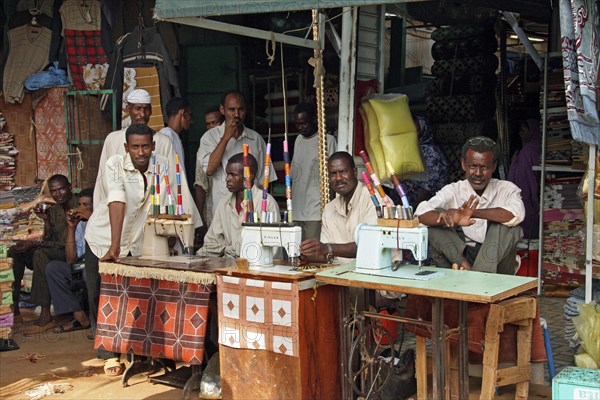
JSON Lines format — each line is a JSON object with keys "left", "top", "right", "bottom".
{"left": 198, "top": 153, "right": 280, "bottom": 258}
{"left": 299, "top": 151, "right": 378, "bottom": 264}
{"left": 45, "top": 188, "right": 93, "bottom": 333}
{"left": 414, "top": 136, "right": 525, "bottom": 274}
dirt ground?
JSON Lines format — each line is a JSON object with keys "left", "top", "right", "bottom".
{"left": 0, "top": 309, "right": 182, "bottom": 400}
{"left": 0, "top": 310, "right": 553, "bottom": 400}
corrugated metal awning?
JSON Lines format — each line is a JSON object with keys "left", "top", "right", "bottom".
{"left": 154, "top": 0, "right": 417, "bottom": 20}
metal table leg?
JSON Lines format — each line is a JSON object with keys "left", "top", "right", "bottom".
{"left": 431, "top": 297, "right": 445, "bottom": 399}
{"left": 458, "top": 301, "right": 469, "bottom": 399}
{"left": 339, "top": 286, "right": 351, "bottom": 400}
{"left": 182, "top": 364, "right": 203, "bottom": 400}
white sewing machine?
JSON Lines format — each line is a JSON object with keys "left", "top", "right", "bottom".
{"left": 355, "top": 223, "right": 444, "bottom": 280}
{"left": 240, "top": 224, "right": 302, "bottom": 267}
{"left": 141, "top": 216, "right": 195, "bottom": 259}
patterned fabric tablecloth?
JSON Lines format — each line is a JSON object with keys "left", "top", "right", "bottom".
{"left": 95, "top": 270, "right": 213, "bottom": 364}
{"left": 217, "top": 275, "right": 300, "bottom": 357}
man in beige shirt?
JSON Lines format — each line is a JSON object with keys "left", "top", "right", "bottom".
{"left": 300, "top": 151, "right": 377, "bottom": 264}
{"left": 198, "top": 153, "right": 279, "bottom": 258}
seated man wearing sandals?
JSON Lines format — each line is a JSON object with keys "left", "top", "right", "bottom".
{"left": 414, "top": 136, "right": 525, "bottom": 275}
{"left": 406, "top": 136, "right": 547, "bottom": 379}
{"left": 45, "top": 188, "right": 94, "bottom": 333}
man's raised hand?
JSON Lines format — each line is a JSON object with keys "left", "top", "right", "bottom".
{"left": 453, "top": 194, "right": 479, "bottom": 226}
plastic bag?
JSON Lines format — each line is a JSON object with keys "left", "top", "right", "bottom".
{"left": 572, "top": 301, "right": 600, "bottom": 369}
{"left": 200, "top": 352, "right": 221, "bottom": 399}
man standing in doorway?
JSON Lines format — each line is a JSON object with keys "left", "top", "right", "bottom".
{"left": 291, "top": 102, "right": 337, "bottom": 240}
{"left": 194, "top": 106, "right": 225, "bottom": 230}
{"left": 159, "top": 97, "right": 192, "bottom": 165}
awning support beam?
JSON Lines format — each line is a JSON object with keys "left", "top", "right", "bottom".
{"left": 163, "top": 17, "right": 319, "bottom": 50}
{"left": 501, "top": 11, "right": 543, "bottom": 70}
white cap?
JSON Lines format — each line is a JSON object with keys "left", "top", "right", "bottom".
{"left": 126, "top": 89, "right": 151, "bottom": 104}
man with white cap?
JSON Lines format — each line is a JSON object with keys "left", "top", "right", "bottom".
{"left": 86, "top": 89, "right": 202, "bottom": 374}
{"left": 93, "top": 89, "right": 200, "bottom": 227}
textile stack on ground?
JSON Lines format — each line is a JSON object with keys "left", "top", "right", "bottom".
{"left": 6, "top": 186, "right": 44, "bottom": 243}
{"left": 563, "top": 283, "right": 600, "bottom": 352}
{"left": 0, "top": 114, "right": 17, "bottom": 191}
{"left": 426, "top": 24, "right": 498, "bottom": 182}
{"left": 542, "top": 177, "right": 600, "bottom": 286}
{"left": 0, "top": 247, "right": 15, "bottom": 346}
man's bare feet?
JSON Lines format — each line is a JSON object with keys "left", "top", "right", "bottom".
{"left": 460, "top": 256, "right": 472, "bottom": 271}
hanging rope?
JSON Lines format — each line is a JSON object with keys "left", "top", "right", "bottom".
{"left": 54, "top": 147, "right": 85, "bottom": 170}
{"left": 265, "top": 32, "right": 276, "bottom": 66}
{"left": 312, "top": 10, "right": 329, "bottom": 212}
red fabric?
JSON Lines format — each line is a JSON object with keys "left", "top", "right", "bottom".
{"left": 403, "top": 295, "right": 547, "bottom": 364}
{"left": 64, "top": 29, "right": 108, "bottom": 90}
{"left": 353, "top": 79, "right": 378, "bottom": 155}
{"left": 34, "top": 87, "right": 68, "bottom": 179}
{"left": 95, "top": 274, "right": 212, "bottom": 364}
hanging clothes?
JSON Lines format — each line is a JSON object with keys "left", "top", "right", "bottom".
{"left": 559, "top": 0, "right": 600, "bottom": 145}
{"left": 59, "top": 0, "right": 109, "bottom": 90}
{"left": 3, "top": 24, "right": 52, "bottom": 103}
{"left": 102, "top": 26, "right": 181, "bottom": 126}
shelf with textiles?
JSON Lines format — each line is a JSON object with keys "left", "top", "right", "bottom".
{"left": 532, "top": 165, "right": 586, "bottom": 173}
{"left": 536, "top": 53, "right": 593, "bottom": 292}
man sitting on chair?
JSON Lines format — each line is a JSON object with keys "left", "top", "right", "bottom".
{"left": 45, "top": 188, "right": 94, "bottom": 333}
{"left": 414, "top": 136, "right": 525, "bottom": 274}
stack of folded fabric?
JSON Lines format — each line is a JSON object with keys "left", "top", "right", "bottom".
{"left": 542, "top": 176, "right": 590, "bottom": 286}
{"left": 0, "top": 113, "right": 17, "bottom": 191}
{"left": 0, "top": 191, "right": 17, "bottom": 239}
{"left": 0, "top": 246, "right": 16, "bottom": 350}
{"left": 426, "top": 24, "right": 498, "bottom": 182}
{"left": 541, "top": 67, "right": 575, "bottom": 166}
{"left": 564, "top": 283, "right": 600, "bottom": 351}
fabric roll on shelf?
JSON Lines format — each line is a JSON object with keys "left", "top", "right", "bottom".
{"left": 426, "top": 94, "right": 496, "bottom": 123}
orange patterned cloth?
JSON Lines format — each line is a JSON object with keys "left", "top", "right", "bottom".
{"left": 95, "top": 274, "right": 212, "bottom": 364}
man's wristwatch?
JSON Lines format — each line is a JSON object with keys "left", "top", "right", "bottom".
{"left": 326, "top": 243, "right": 335, "bottom": 264}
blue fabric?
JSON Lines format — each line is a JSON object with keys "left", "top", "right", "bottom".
{"left": 75, "top": 221, "right": 87, "bottom": 260}
{"left": 399, "top": 117, "right": 449, "bottom": 206}
{"left": 24, "top": 61, "right": 69, "bottom": 90}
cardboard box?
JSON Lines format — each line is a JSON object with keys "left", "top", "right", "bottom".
{"left": 552, "top": 367, "right": 600, "bottom": 399}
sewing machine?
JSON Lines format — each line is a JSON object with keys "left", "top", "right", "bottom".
{"left": 141, "top": 216, "right": 195, "bottom": 259}
{"left": 240, "top": 223, "right": 302, "bottom": 267}
{"left": 355, "top": 223, "right": 444, "bottom": 280}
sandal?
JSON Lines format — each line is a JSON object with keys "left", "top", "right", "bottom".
{"left": 0, "top": 338, "right": 19, "bottom": 352}
{"left": 104, "top": 358, "right": 125, "bottom": 376}
{"left": 53, "top": 319, "right": 90, "bottom": 334}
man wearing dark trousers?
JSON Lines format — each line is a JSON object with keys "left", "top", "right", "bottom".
{"left": 9, "top": 174, "right": 78, "bottom": 333}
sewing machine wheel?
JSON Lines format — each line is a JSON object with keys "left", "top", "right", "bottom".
{"left": 348, "top": 323, "right": 395, "bottom": 398}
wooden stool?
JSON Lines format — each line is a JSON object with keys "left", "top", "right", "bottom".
{"left": 480, "top": 297, "right": 536, "bottom": 400}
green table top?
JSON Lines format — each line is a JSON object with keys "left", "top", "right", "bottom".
{"left": 315, "top": 262, "right": 537, "bottom": 303}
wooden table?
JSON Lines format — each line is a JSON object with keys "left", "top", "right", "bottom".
{"left": 95, "top": 256, "right": 236, "bottom": 397}
{"left": 316, "top": 263, "right": 537, "bottom": 400}
{"left": 214, "top": 263, "right": 342, "bottom": 399}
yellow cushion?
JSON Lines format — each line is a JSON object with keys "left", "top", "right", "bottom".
{"left": 368, "top": 94, "right": 424, "bottom": 177}
{"left": 359, "top": 101, "right": 384, "bottom": 178}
